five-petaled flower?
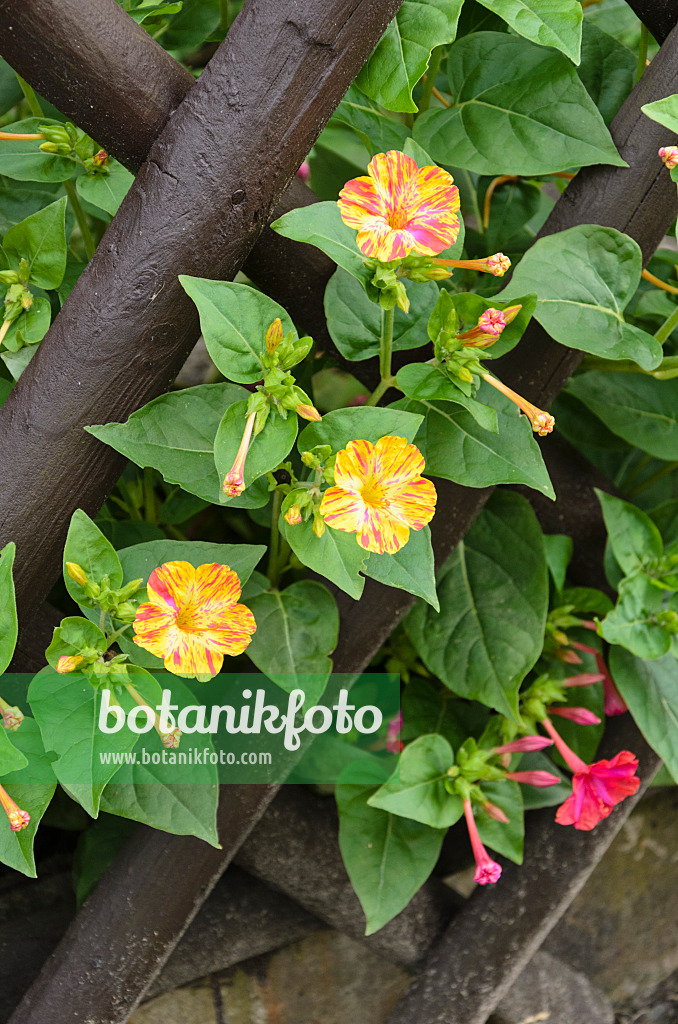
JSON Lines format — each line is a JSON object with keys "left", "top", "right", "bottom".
{"left": 338, "top": 150, "right": 460, "bottom": 262}
{"left": 659, "top": 146, "right": 678, "bottom": 170}
{"left": 463, "top": 798, "right": 502, "bottom": 885}
{"left": 319, "top": 436, "right": 437, "bottom": 555}
{"left": 133, "top": 561, "right": 256, "bottom": 680}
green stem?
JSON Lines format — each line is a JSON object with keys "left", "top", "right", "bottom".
{"left": 418, "top": 46, "right": 443, "bottom": 113}
{"left": 655, "top": 303, "right": 678, "bottom": 345}
{"left": 220, "top": 0, "right": 231, "bottom": 32}
{"left": 267, "top": 488, "right": 289, "bottom": 588}
{"left": 636, "top": 22, "right": 649, "bottom": 83}
{"left": 16, "top": 75, "right": 42, "bottom": 118}
{"left": 143, "top": 468, "right": 158, "bottom": 525}
{"left": 99, "top": 608, "right": 107, "bottom": 634}
{"left": 64, "top": 179, "right": 96, "bottom": 260}
{"left": 107, "top": 623, "right": 131, "bottom": 647}
{"left": 621, "top": 451, "right": 652, "bottom": 491}
{"left": 628, "top": 459, "right": 678, "bottom": 498}
{"left": 367, "top": 305, "right": 396, "bottom": 406}
{"left": 366, "top": 375, "right": 397, "bottom": 407}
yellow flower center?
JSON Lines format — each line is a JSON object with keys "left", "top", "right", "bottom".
{"left": 361, "top": 477, "right": 390, "bottom": 510}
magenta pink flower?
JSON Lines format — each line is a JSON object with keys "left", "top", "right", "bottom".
{"left": 549, "top": 706, "right": 601, "bottom": 726}
{"left": 386, "top": 711, "right": 404, "bottom": 754}
{"left": 463, "top": 799, "right": 502, "bottom": 885}
{"left": 296, "top": 161, "right": 311, "bottom": 183}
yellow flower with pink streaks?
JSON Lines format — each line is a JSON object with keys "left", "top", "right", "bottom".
{"left": 319, "top": 436, "right": 437, "bottom": 555}
{"left": 133, "top": 561, "right": 256, "bottom": 680}
{"left": 338, "top": 151, "right": 460, "bottom": 263}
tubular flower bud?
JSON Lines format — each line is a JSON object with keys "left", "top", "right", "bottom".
{"left": 284, "top": 505, "right": 302, "bottom": 526}
{"left": 0, "top": 697, "right": 24, "bottom": 731}
{"left": 56, "top": 654, "right": 84, "bottom": 674}
{"left": 659, "top": 146, "right": 678, "bottom": 170}
{"left": 457, "top": 308, "right": 507, "bottom": 347}
{"left": 66, "top": 562, "right": 88, "bottom": 587}
{"left": 432, "top": 253, "right": 511, "bottom": 277}
{"left": 562, "top": 672, "right": 605, "bottom": 687}
{"left": 593, "top": 652, "right": 628, "bottom": 716}
{"left": 463, "top": 799, "right": 502, "bottom": 885}
{"left": 296, "top": 403, "right": 322, "bottom": 422}
{"left": 386, "top": 711, "right": 404, "bottom": 754}
{"left": 0, "top": 131, "right": 45, "bottom": 141}
{"left": 127, "top": 683, "right": 183, "bottom": 749}
{"left": 482, "top": 800, "right": 509, "bottom": 823}
{"left": 312, "top": 515, "right": 326, "bottom": 538}
{"left": 505, "top": 770, "right": 561, "bottom": 788}
{"left": 493, "top": 736, "right": 553, "bottom": 755}
{"left": 0, "top": 785, "right": 30, "bottom": 832}
{"left": 265, "top": 318, "right": 283, "bottom": 354}
{"left": 222, "top": 410, "right": 257, "bottom": 496}
{"left": 296, "top": 161, "right": 311, "bottom": 183}
{"left": 549, "top": 706, "right": 601, "bottom": 726}
{"left": 93, "top": 149, "right": 109, "bottom": 168}
{"left": 482, "top": 374, "right": 555, "bottom": 435}
{"left": 160, "top": 727, "right": 182, "bottom": 749}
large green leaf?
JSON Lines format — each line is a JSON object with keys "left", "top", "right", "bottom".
{"left": 364, "top": 525, "right": 439, "bottom": 610}
{"left": 3, "top": 197, "right": 68, "bottom": 289}
{"left": 392, "top": 385, "right": 555, "bottom": 497}
{"left": 271, "top": 203, "right": 374, "bottom": 293}
{"left": 601, "top": 576, "right": 672, "bottom": 660}
{"left": 0, "top": 119, "right": 75, "bottom": 182}
{"left": 281, "top": 515, "right": 367, "bottom": 600}
{"left": 475, "top": 780, "right": 524, "bottom": 864}
{"left": 28, "top": 667, "right": 140, "bottom": 817}
{"left": 0, "top": 719, "right": 57, "bottom": 877}
{"left": 214, "top": 400, "right": 298, "bottom": 501}
{"left": 414, "top": 32, "right": 625, "bottom": 176}
{"left": 396, "top": 364, "right": 498, "bottom": 433}
{"left": 0, "top": 543, "right": 17, "bottom": 675}
{"left": 179, "top": 278, "right": 291, "bottom": 383}
{"left": 567, "top": 373, "right": 678, "bottom": 459}
{"left": 298, "top": 406, "right": 423, "bottom": 454}
{"left": 101, "top": 675, "right": 219, "bottom": 847}
{"left": 405, "top": 491, "right": 548, "bottom": 719}
{"left": 331, "top": 85, "right": 411, "bottom": 154}
{"left": 324, "top": 268, "right": 437, "bottom": 362}
{"left": 0, "top": 728, "right": 28, "bottom": 776}
{"left": 596, "top": 491, "right": 663, "bottom": 576}
{"left": 499, "top": 226, "right": 661, "bottom": 369}
{"left": 475, "top": 0, "right": 582, "bottom": 63}
{"left": 246, "top": 581, "right": 339, "bottom": 704}
{"left": 336, "top": 759, "right": 445, "bottom": 935}
{"left": 368, "top": 733, "right": 464, "bottom": 828}
{"left": 642, "top": 93, "right": 678, "bottom": 134}
{"left": 86, "top": 383, "right": 268, "bottom": 507}
{"left": 610, "top": 647, "right": 678, "bottom": 782}
{"left": 357, "top": 0, "right": 464, "bottom": 113}
{"left": 76, "top": 161, "right": 134, "bottom": 216}
{"left": 577, "top": 22, "right": 635, "bottom": 125}
{"left": 63, "top": 509, "right": 123, "bottom": 609}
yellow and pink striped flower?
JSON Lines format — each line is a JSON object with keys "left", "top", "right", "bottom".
{"left": 319, "top": 436, "right": 437, "bottom": 555}
{"left": 338, "top": 151, "right": 460, "bottom": 263}
{"left": 133, "top": 561, "right": 256, "bottom": 680}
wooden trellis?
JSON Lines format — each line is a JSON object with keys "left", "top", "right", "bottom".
{"left": 0, "top": 1, "right": 676, "bottom": 1021}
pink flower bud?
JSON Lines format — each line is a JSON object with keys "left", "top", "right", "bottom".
{"left": 494, "top": 736, "right": 553, "bottom": 754}
{"left": 549, "top": 706, "right": 601, "bottom": 726}
{"left": 296, "top": 403, "right": 322, "bottom": 422}
{"left": 562, "top": 673, "right": 605, "bottom": 687}
{"left": 482, "top": 801, "right": 509, "bottom": 823}
{"left": 506, "top": 770, "right": 562, "bottom": 787}
{"left": 659, "top": 146, "right": 678, "bottom": 170}
{"left": 284, "top": 505, "right": 302, "bottom": 526}
{"left": 296, "top": 160, "right": 311, "bottom": 183}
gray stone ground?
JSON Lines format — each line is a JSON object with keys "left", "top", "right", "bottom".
{"left": 129, "top": 788, "right": 678, "bottom": 1024}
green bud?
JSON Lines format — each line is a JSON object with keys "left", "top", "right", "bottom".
{"left": 18, "top": 259, "right": 30, "bottom": 285}
{"left": 301, "top": 445, "right": 331, "bottom": 469}
{"left": 118, "top": 578, "right": 143, "bottom": 600}
{"left": 115, "top": 602, "right": 137, "bottom": 624}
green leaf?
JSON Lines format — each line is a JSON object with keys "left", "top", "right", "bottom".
{"left": 567, "top": 373, "right": 678, "bottom": 459}
{"left": 73, "top": 813, "right": 136, "bottom": 905}
{"left": 87, "top": 383, "right": 252, "bottom": 506}
{"left": 392, "top": 384, "right": 555, "bottom": 497}
{"left": 0, "top": 542, "right": 17, "bottom": 675}
{"left": 368, "top": 733, "right": 463, "bottom": 828}
{"left": 0, "top": 119, "right": 75, "bottom": 182}
{"left": 336, "top": 759, "right": 445, "bottom": 935}
{"left": 475, "top": 0, "right": 582, "bottom": 62}
{"left": 3, "top": 197, "right": 68, "bottom": 290}
{"left": 405, "top": 491, "right": 548, "bottom": 719}
{"left": 324, "top": 268, "right": 437, "bottom": 361}
{"left": 76, "top": 161, "right": 134, "bottom": 216}
{"left": 63, "top": 509, "right": 123, "bottom": 608}
{"left": 596, "top": 490, "right": 663, "bottom": 576}
{"left": 363, "top": 525, "right": 439, "bottom": 610}
{"left": 45, "top": 616, "right": 107, "bottom": 671}
{"left": 0, "top": 719, "right": 57, "bottom": 877}
{"left": 2, "top": 297, "right": 51, "bottom": 351}
{"left": 28, "top": 667, "right": 140, "bottom": 817}
{"left": 281, "top": 515, "right": 367, "bottom": 600}
{"left": 127, "top": 1, "right": 183, "bottom": 24}
{"left": 214, "top": 400, "right": 298, "bottom": 502}
{"left": 414, "top": 32, "right": 626, "bottom": 175}
{"left": 331, "top": 85, "right": 411, "bottom": 154}
{"left": 442, "top": 291, "right": 538, "bottom": 361}
{"left": 601, "top": 576, "right": 671, "bottom": 660}
{"left": 401, "top": 678, "right": 491, "bottom": 749}
{"left": 577, "top": 22, "right": 635, "bottom": 125}
{"left": 271, "top": 203, "right": 375, "bottom": 294}
{"left": 357, "top": 0, "right": 464, "bottom": 113}
{"left": 396, "top": 365, "right": 498, "bottom": 433}
{"left": 246, "top": 581, "right": 339, "bottom": 704}
{"left": 543, "top": 534, "right": 573, "bottom": 592}
{"left": 179, "top": 278, "right": 288, "bottom": 384}
{"left": 642, "top": 93, "right": 678, "bottom": 134}
{"left": 499, "top": 226, "right": 661, "bottom": 369}
{"left": 0, "top": 728, "right": 28, "bottom": 776}
{"left": 100, "top": 674, "right": 219, "bottom": 847}
{"left": 298, "top": 406, "right": 424, "bottom": 454}
{"left": 475, "top": 780, "right": 524, "bottom": 864}
{"left": 610, "top": 647, "right": 678, "bottom": 782}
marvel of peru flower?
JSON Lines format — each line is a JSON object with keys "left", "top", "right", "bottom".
{"left": 222, "top": 410, "right": 256, "bottom": 497}
{"left": 0, "top": 785, "right": 29, "bottom": 831}
{"left": 482, "top": 373, "right": 555, "bottom": 436}
{"left": 319, "top": 436, "right": 437, "bottom": 555}
{"left": 542, "top": 716, "right": 640, "bottom": 831}
{"left": 338, "top": 150, "right": 460, "bottom": 262}
{"left": 659, "top": 146, "right": 678, "bottom": 170}
{"left": 386, "top": 711, "right": 404, "bottom": 754}
{"left": 56, "top": 654, "right": 84, "bottom": 674}
{"left": 463, "top": 798, "right": 502, "bottom": 885}
{"left": 133, "top": 561, "right": 256, "bottom": 680}
{"left": 0, "top": 696, "right": 23, "bottom": 731}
